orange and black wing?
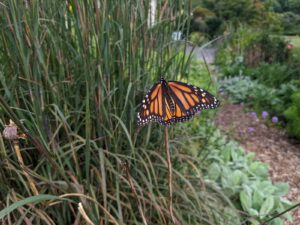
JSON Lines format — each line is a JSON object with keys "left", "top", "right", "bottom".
{"left": 137, "top": 80, "right": 220, "bottom": 126}
{"left": 168, "top": 80, "right": 219, "bottom": 123}
{"left": 137, "top": 83, "right": 164, "bottom": 126}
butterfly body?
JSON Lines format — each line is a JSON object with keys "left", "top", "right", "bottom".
{"left": 137, "top": 77, "right": 219, "bottom": 126}
{"left": 161, "top": 78, "right": 176, "bottom": 114}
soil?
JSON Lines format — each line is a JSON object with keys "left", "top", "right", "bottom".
{"left": 215, "top": 104, "right": 300, "bottom": 225}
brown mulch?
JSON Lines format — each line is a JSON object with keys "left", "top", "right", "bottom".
{"left": 215, "top": 104, "right": 300, "bottom": 225}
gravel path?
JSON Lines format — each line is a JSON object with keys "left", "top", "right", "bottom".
{"left": 186, "top": 46, "right": 216, "bottom": 64}
{"left": 215, "top": 104, "right": 300, "bottom": 225}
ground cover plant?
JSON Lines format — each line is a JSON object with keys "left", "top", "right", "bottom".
{"left": 195, "top": 122, "right": 293, "bottom": 225}
{"left": 0, "top": 1, "right": 243, "bottom": 224}
{"left": 218, "top": 76, "right": 298, "bottom": 116}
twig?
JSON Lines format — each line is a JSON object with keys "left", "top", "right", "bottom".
{"left": 164, "top": 126, "right": 175, "bottom": 224}
{"left": 260, "top": 202, "right": 300, "bottom": 225}
{"left": 123, "top": 162, "right": 148, "bottom": 225}
{"left": 13, "top": 140, "right": 39, "bottom": 195}
{"left": 78, "top": 202, "right": 95, "bottom": 225}
{"left": 3, "top": 120, "right": 39, "bottom": 195}
{"left": 0, "top": 96, "right": 71, "bottom": 186}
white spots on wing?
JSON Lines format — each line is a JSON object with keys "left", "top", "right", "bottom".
{"left": 137, "top": 83, "right": 220, "bottom": 126}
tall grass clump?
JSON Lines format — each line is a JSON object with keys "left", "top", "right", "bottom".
{"left": 0, "top": 1, "right": 240, "bottom": 224}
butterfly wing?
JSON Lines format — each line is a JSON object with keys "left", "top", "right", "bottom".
{"left": 168, "top": 81, "right": 219, "bottom": 121}
{"left": 137, "top": 83, "right": 164, "bottom": 126}
{"left": 137, "top": 80, "right": 220, "bottom": 126}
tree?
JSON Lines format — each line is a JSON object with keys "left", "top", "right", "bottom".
{"left": 201, "top": 0, "right": 267, "bottom": 27}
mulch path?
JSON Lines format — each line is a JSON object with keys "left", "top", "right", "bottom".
{"left": 214, "top": 104, "right": 300, "bottom": 225}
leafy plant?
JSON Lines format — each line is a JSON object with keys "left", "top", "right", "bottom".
{"left": 281, "top": 12, "right": 300, "bottom": 35}
{"left": 190, "top": 32, "right": 207, "bottom": 45}
{"left": 198, "top": 124, "right": 293, "bottom": 225}
{"left": 284, "top": 90, "right": 300, "bottom": 139}
{"left": 219, "top": 76, "right": 298, "bottom": 117}
{"left": 244, "top": 63, "right": 290, "bottom": 88}
{"left": 216, "top": 31, "right": 293, "bottom": 75}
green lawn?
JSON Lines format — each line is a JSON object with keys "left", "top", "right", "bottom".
{"left": 284, "top": 35, "right": 300, "bottom": 46}
{"left": 284, "top": 35, "right": 300, "bottom": 56}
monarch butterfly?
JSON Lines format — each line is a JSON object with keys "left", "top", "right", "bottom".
{"left": 137, "top": 77, "right": 220, "bottom": 126}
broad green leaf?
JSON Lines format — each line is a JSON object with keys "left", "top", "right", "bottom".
{"left": 269, "top": 218, "right": 283, "bottom": 225}
{"left": 242, "top": 184, "right": 252, "bottom": 196}
{"left": 281, "top": 198, "right": 294, "bottom": 208}
{"left": 259, "top": 196, "right": 274, "bottom": 218}
{"left": 0, "top": 194, "right": 70, "bottom": 219}
{"left": 248, "top": 208, "right": 258, "bottom": 217}
{"left": 240, "top": 190, "right": 252, "bottom": 212}
{"left": 253, "top": 191, "right": 264, "bottom": 210}
{"left": 248, "top": 218, "right": 260, "bottom": 225}
{"left": 221, "top": 166, "right": 231, "bottom": 188}
{"left": 231, "top": 170, "right": 243, "bottom": 186}
{"left": 221, "top": 146, "right": 231, "bottom": 162}
{"left": 257, "top": 181, "right": 275, "bottom": 195}
{"left": 231, "top": 148, "right": 238, "bottom": 161}
{"left": 250, "top": 162, "right": 268, "bottom": 178}
{"left": 246, "top": 152, "right": 255, "bottom": 162}
{"left": 274, "top": 183, "right": 289, "bottom": 196}
{"left": 207, "top": 163, "right": 221, "bottom": 181}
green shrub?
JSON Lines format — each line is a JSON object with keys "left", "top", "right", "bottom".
{"left": 190, "top": 6, "right": 224, "bottom": 38}
{"left": 256, "top": 34, "right": 289, "bottom": 64}
{"left": 219, "top": 76, "right": 298, "bottom": 116}
{"left": 274, "top": 83, "right": 299, "bottom": 114}
{"left": 205, "top": 16, "right": 224, "bottom": 38}
{"left": 219, "top": 76, "right": 280, "bottom": 111}
{"left": 190, "top": 32, "right": 207, "bottom": 45}
{"left": 281, "top": 12, "right": 300, "bottom": 35}
{"left": 244, "top": 63, "right": 290, "bottom": 88}
{"left": 219, "top": 76, "right": 259, "bottom": 103}
{"left": 215, "top": 27, "right": 260, "bottom": 68}
{"left": 284, "top": 91, "right": 300, "bottom": 138}
{"left": 216, "top": 31, "right": 292, "bottom": 74}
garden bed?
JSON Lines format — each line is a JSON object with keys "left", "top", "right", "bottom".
{"left": 215, "top": 104, "right": 300, "bottom": 225}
